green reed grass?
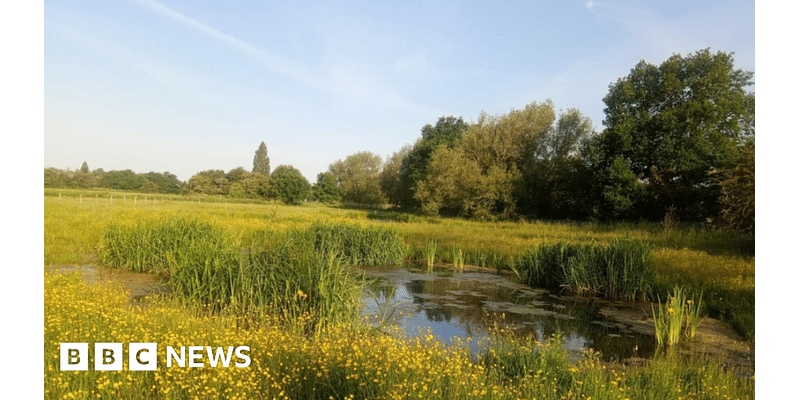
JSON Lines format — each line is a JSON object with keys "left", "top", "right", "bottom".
{"left": 653, "top": 286, "right": 706, "bottom": 346}
{"left": 514, "top": 238, "right": 653, "bottom": 301}
{"left": 653, "top": 288, "right": 685, "bottom": 346}
{"left": 424, "top": 238, "right": 437, "bottom": 272}
{"left": 98, "top": 217, "right": 411, "bottom": 333}
{"left": 303, "top": 221, "right": 407, "bottom": 266}
{"left": 451, "top": 248, "right": 465, "bottom": 272}
{"left": 685, "top": 290, "right": 705, "bottom": 338}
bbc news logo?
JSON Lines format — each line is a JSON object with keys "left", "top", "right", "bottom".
{"left": 60, "top": 343, "right": 251, "bottom": 371}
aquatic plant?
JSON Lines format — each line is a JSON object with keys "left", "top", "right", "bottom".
{"left": 451, "top": 248, "right": 465, "bottom": 272}
{"left": 424, "top": 238, "right": 437, "bottom": 272}
{"left": 514, "top": 238, "right": 653, "bottom": 301}
{"left": 652, "top": 286, "right": 706, "bottom": 346}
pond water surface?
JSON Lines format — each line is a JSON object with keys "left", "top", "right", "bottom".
{"left": 49, "top": 264, "right": 655, "bottom": 361}
{"left": 359, "top": 266, "right": 656, "bottom": 361}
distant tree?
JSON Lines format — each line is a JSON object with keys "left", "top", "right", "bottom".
{"left": 141, "top": 172, "right": 183, "bottom": 194}
{"left": 398, "top": 116, "right": 469, "bottom": 208}
{"left": 253, "top": 142, "right": 271, "bottom": 176}
{"left": 328, "top": 151, "right": 386, "bottom": 205}
{"left": 187, "top": 170, "right": 228, "bottom": 195}
{"left": 416, "top": 101, "right": 555, "bottom": 218}
{"left": 242, "top": 173, "right": 270, "bottom": 198}
{"left": 100, "top": 170, "right": 146, "bottom": 191}
{"left": 414, "top": 146, "right": 512, "bottom": 220}
{"left": 312, "top": 172, "right": 341, "bottom": 203}
{"left": 80, "top": 161, "right": 89, "bottom": 174}
{"left": 594, "top": 49, "right": 755, "bottom": 221}
{"left": 227, "top": 182, "right": 247, "bottom": 198}
{"left": 715, "top": 143, "right": 755, "bottom": 235}
{"left": 44, "top": 168, "right": 67, "bottom": 188}
{"left": 380, "top": 144, "right": 413, "bottom": 207}
{"left": 140, "top": 180, "right": 159, "bottom": 193}
{"left": 269, "top": 165, "right": 310, "bottom": 205}
{"left": 226, "top": 167, "right": 250, "bottom": 183}
{"left": 517, "top": 108, "right": 595, "bottom": 219}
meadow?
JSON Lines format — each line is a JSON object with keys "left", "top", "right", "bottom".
{"left": 43, "top": 189, "right": 755, "bottom": 399}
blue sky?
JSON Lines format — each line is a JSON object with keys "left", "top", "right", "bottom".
{"left": 44, "top": 0, "right": 755, "bottom": 182}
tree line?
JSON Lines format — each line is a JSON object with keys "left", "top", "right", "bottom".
{"left": 44, "top": 49, "right": 754, "bottom": 234}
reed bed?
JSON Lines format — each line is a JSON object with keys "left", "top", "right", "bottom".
{"left": 302, "top": 221, "right": 407, "bottom": 267}
{"left": 97, "top": 217, "right": 408, "bottom": 332}
{"left": 514, "top": 238, "right": 654, "bottom": 301}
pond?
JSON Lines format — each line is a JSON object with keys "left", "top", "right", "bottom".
{"left": 359, "top": 266, "right": 656, "bottom": 361}
{"left": 48, "top": 264, "right": 656, "bottom": 362}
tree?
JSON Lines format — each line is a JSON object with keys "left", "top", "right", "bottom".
{"left": 253, "top": 142, "right": 271, "bottom": 176}
{"left": 269, "top": 165, "right": 310, "bottom": 205}
{"left": 398, "top": 116, "right": 470, "bottom": 208}
{"left": 328, "top": 151, "right": 386, "bottom": 205}
{"left": 380, "top": 144, "right": 412, "bottom": 207}
{"left": 594, "top": 49, "right": 755, "bottom": 221}
{"left": 187, "top": 170, "right": 228, "bottom": 195}
{"left": 715, "top": 143, "right": 754, "bottom": 235}
{"left": 517, "top": 109, "right": 595, "bottom": 219}
{"left": 226, "top": 167, "right": 250, "bottom": 183}
{"left": 242, "top": 173, "right": 270, "bottom": 198}
{"left": 415, "top": 146, "right": 512, "bottom": 220}
{"left": 100, "top": 170, "right": 146, "bottom": 191}
{"left": 80, "top": 161, "right": 89, "bottom": 174}
{"left": 141, "top": 172, "right": 183, "bottom": 194}
{"left": 312, "top": 172, "right": 341, "bottom": 203}
{"left": 416, "top": 101, "right": 555, "bottom": 219}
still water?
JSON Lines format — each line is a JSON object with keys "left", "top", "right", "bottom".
{"left": 359, "top": 266, "right": 655, "bottom": 361}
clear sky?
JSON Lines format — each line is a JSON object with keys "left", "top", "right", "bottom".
{"left": 44, "top": 0, "right": 755, "bottom": 182}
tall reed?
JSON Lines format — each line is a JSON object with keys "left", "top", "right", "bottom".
{"left": 451, "top": 248, "right": 465, "bottom": 272}
{"left": 514, "top": 238, "right": 653, "bottom": 301}
{"left": 424, "top": 238, "right": 437, "bottom": 272}
{"left": 98, "top": 217, "right": 388, "bottom": 333}
{"left": 653, "top": 287, "right": 686, "bottom": 346}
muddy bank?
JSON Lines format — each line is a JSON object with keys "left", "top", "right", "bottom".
{"left": 46, "top": 264, "right": 170, "bottom": 300}
{"left": 598, "top": 303, "right": 754, "bottom": 378}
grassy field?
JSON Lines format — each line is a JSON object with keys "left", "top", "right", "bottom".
{"left": 44, "top": 190, "right": 755, "bottom": 399}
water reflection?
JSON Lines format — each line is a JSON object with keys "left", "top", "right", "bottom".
{"left": 360, "top": 267, "right": 655, "bottom": 361}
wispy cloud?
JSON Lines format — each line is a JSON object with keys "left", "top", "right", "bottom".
{"left": 133, "top": 0, "right": 326, "bottom": 91}
{"left": 133, "top": 0, "right": 433, "bottom": 115}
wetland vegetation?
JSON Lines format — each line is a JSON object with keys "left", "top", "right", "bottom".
{"left": 44, "top": 192, "right": 754, "bottom": 399}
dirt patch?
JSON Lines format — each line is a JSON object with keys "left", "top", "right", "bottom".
{"left": 599, "top": 304, "right": 754, "bottom": 378}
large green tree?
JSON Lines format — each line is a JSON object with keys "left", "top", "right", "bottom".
{"left": 141, "top": 171, "right": 183, "bottom": 194}
{"left": 594, "top": 49, "right": 755, "bottom": 221}
{"left": 380, "top": 144, "right": 412, "bottom": 207}
{"left": 269, "top": 165, "right": 310, "bottom": 205}
{"left": 517, "top": 109, "right": 595, "bottom": 219}
{"left": 416, "top": 101, "right": 555, "bottom": 219}
{"left": 398, "top": 116, "right": 470, "bottom": 208}
{"left": 312, "top": 172, "right": 341, "bottom": 203}
{"left": 328, "top": 151, "right": 386, "bottom": 205}
{"left": 187, "top": 170, "right": 228, "bottom": 195}
{"left": 252, "top": 142, "right": 271, "bottom": 176}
